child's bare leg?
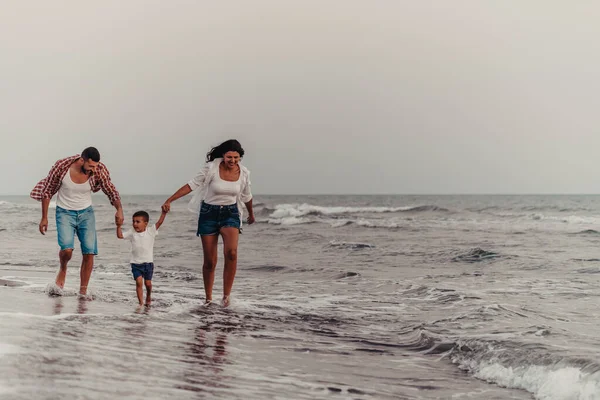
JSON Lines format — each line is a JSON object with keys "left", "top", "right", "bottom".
{"left": 135, "top": 277, "right": 143, "bottom": 305}
{"left": 144, "top": 280, "right": 152, "bottom": 306}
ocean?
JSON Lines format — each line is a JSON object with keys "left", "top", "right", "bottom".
{"left": 1, "top": 194, "right": 600, "bottom": 399}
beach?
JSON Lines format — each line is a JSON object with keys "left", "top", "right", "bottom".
{"left": 2, "top": 194, "right": 600, "bottom": 399}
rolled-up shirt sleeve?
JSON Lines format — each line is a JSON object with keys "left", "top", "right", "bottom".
{"left": 240, "top": 170, "right": 253, "bottom": 203}
{"left": 188, "top": 163, "right": 211, "bottom": 191}
{"left": 97, "top": 166, "right": 121, "bottom": 206}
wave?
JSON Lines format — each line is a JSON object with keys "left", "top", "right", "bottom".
{"left": 380, "top": 325, "right": 600, "bottom": 400}
{"left": 0, "top": 200, "right": 56, "bottom": 210}
{"left": 521, "top": 206, "right": 592, "bottom": 213}
{"left": 572, "top": 229, "right": 600, "bottom": 236}
{"left": 531, "top": 214, "right": 600, "bottom": 224}
{"left": 470, "top": 205, "right": 593, "bottom": 214}
{"left": 332, "top": 219, "right": 406, "bottom": 229}
{"left": 268, "top": 203, "right": 447, "bottom": 219}
{"left": 263, "top": 216, "right": 407, "bottom": 229}
{"left": 449, "top": 338, "right": 600, "bottom": 400}
{"left": 266, "top": 217, "right": 314, "bottom": 226}
{"left": 153, "top": 271, "right": 199, "bottom": 281}
{"left": 326, "top": 241, "right": 374, "bottom": 250}
{"left": 333, "top": 271, "right": 360, "bottom": 279}
{"left": 451, "top": 248, "right": 501, "bottom": 263}
{"left": 247, "top": 265, "right": 288, "bottom": 272}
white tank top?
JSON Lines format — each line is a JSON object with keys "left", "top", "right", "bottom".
{"left": 204, "top": 171, "right": 242, "bottom": 205}
{"left": 56, "top": 170, "right": 92, "bottom": 210}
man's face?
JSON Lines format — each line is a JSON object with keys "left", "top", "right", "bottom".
{"left": 82, "top": 159, "right": 99, "bottom": 174}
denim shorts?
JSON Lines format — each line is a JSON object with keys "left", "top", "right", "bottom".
{"left": 197, "top": 202, "right": 241, "bottom": 236}
{"left": 131, "top": 262, "right": 154, "bottom": 280}
{"left": 55, "top": 206, "right": 98, "bottom": 255}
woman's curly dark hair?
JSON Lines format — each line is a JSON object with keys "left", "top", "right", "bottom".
{"left": 206, "top": 139, "right": 245, "bottom": 162}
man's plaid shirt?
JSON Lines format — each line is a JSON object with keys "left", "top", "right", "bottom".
{"left": 30, "top": 155, "right": 121, "bottom": 206}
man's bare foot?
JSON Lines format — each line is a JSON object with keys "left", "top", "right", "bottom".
{"left": 203, "top": 299, "right": 213, "bottom": 306}
{"left": 55, "top": 268, "right": 67, "bottom": 289}
{"left": 145, "top": 298, "right": 151, "bottom": 307}
{"left": 79, "top": 285, "right": 88, "bottom": 296}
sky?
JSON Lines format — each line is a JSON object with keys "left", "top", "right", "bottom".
{"left": 1, "top": 1, "right": 600, "bottom": 195}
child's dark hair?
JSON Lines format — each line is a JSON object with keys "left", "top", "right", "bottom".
{"left": 132, "top": 211, "right": 149, "bottom": 222}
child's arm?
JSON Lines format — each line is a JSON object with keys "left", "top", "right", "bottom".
{"left": 155, "top": 210, "right": 167, "bottom": 230}
{"left": 116, "top": 225, "right": 124, "bottom": 239}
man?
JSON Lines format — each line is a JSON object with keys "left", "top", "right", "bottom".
{"left": 30, "top": 147, "right": 124, "bottom": 295}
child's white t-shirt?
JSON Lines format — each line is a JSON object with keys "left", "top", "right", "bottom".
{"left": 123, "top": 224, "right": 158, "bottom": 264}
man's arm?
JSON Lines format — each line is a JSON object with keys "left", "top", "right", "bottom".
{"left": 155, "top": 210, "right": 167, "bottom": 230}
{"left": 116, "top": 225, "right": 124, "bottom": 239}
{"left": 39, "top": 198, "right": 51, "bottom": 235}
{"left": 96, "top": 166, "right": 124, "bottom": 226}
{"left": 112, "top": 199, "right": 124, "bottom": 227}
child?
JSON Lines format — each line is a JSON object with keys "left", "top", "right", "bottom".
{"left": 117, "top": 210, "right": 167, "bottom": 306}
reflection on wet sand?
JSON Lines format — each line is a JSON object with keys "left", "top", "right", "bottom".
{"left": 51, "top": 297, "right": 90, "bottom": 315}
{"left": 176, "top": 322, "right": 231, "bottom": 394}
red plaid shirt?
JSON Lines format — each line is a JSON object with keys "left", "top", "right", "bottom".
{"left": 30, "top": 155, "right": 121, "bottom": 206}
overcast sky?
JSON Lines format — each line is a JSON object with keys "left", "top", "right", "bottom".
{"left": 1, "top": 1, "right": 600, "bottom": 195}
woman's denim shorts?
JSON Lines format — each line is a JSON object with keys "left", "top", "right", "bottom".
{"left": 197, "top": 202, "right": 241, "bottom": 236}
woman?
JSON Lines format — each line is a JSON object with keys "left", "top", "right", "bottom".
{"left": 162, "top": 139, "right": 254, "bottom": 307}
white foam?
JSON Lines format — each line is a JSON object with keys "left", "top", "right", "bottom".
{"left": 354, "top": 219, "right": 401, "bottom": 229}
{"left": 267, "top": 217, "right": 312, "bottom": 225}
{"left": 531, "top": 214, "right": 600, "bottom": 225}
{"left": 0, "top": 200, "right": 55, "bottom": 209}
{"left": 0, "top": 311, "right": 85, "bottom": 320}
{"left": 0, "top": 343, "right": 20, "bottom": 356}
{"left": 473, "top": 362, "right": 600, "bottom": 400}
{"left": 269, "top": 203, "right": 412, "bottom": 218}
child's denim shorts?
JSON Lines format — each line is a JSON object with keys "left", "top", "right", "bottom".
{"left": 197, "top": 202, "right": 241, "bottom": 236}
{"left": 131, "top": 262, "right": 154, "bottom": 280}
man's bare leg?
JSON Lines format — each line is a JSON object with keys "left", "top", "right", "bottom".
{"left": 79, "top": 254, "right": 94, "bottom": 295}
{"left": 57, "top": 249, "right": 73, "bottom": 288}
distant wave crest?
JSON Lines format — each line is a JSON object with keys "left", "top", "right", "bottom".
{"left": 267, "top": 203, "right": 447, "bottom": 219}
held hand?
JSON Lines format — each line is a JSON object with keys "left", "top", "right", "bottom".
{"left": 115, "top": 209, "right": 124, "bottom": 227}
{"left": 39, "top": 218, "right": 48, "bottom": 235}
{"left": 161, "top": 201, "right": 171, "bottom": 213}
{"left": 247, "top": 214, "right": 255, "bottom": 225}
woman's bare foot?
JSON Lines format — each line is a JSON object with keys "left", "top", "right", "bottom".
{"left": 221, "top": 295, "right": 230, "bottom": 308}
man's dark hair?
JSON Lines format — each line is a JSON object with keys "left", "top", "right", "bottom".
{"left": 132, "top": 211, "right": 149, "bottom": 222}
{"left": 81, "top": 147, "right": 101, "bottom": 162}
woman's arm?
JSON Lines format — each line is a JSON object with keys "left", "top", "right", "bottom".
{"left": 161, "top": 163, "right": 210, "bottom": 212}
{"left": 161, "top": 184, "right": 192, "bottom": 212}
